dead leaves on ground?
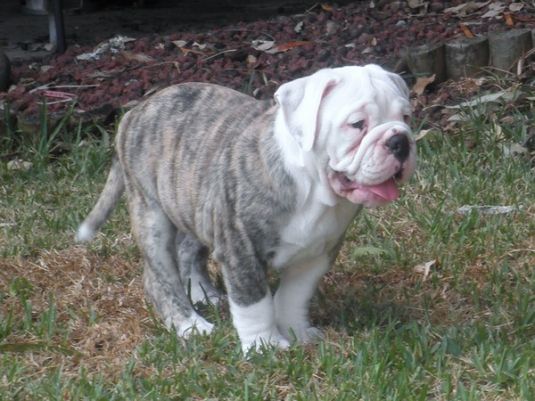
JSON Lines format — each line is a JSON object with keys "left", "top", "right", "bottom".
{"left": 412, "top": 74, "right": 436, "bottom": 96}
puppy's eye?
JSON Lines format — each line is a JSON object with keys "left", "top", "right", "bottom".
{"left": 403, "top": 115, "right": 411, "bottom": 124}
{"left": 350, "top": 120, "right": 365, "bottom": 130}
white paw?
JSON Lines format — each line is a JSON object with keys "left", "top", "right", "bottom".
{"left": 165, "top": 314, "right": 214, "bottom": 337}
{"left": 241, "top": 330, "right": 290, "bottom": 354}
{"left": 75, "top": 223, "right": 96, "bottom": 243}
{"left": 229, "top": 294, "right": 289, "bottom": 354}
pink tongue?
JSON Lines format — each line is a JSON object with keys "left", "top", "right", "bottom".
{"left": 367, "top": 179, "right": 399, "bottom": 201}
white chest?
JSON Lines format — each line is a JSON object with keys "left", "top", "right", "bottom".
{"left": 272, "top": 199, "right": 360, "bottom": 269}
{"left": 270, "top": 113, "right": 361, "bottom": 269}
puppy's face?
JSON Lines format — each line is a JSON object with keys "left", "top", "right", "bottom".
{"left": 320, "top": 66, "right": 416, "bottom": 207}
{"left": 276, "top": 65, "right": 416, "bottom": 207}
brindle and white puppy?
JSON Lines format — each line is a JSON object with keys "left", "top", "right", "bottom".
{"left": 76, "top": 64, "right": 416, "bottom": 353}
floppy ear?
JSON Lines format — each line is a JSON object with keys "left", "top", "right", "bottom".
{"left": 274, "top": 69, "right": 340, "bottom": 152}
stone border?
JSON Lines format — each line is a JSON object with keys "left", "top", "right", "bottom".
{"left": 407, "top": 29, "right": 534, "bottom": 81}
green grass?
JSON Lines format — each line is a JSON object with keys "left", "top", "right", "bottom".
{"left": 0, "top": 83, "right": 534, "bottom": 400}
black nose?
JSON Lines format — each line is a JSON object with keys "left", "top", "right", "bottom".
{"left": 385, "top": 134, "right": 410, "bottom": 162}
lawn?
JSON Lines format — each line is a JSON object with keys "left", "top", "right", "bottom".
{"left": 0, "top": 75, "right": 534, "bottom": 400}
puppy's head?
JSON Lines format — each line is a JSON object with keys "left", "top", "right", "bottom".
{"left": 275, "top": 64, "right": 416, "bottom": 207}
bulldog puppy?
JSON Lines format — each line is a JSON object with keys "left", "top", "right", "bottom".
{"left": 76, "top": 64, "right": 416, "bottom": 353}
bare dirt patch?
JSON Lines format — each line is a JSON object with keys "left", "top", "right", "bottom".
{"left": 0, "top": 248, "right": 149, "bottom": 378}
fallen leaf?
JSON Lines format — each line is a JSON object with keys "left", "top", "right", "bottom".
{"left": 509, "top": 3, "right": 524, "bottom": 12}
{"left": 325, "top": 20, "right": 340, "bottom": 36}
{"left": 368, "top": 0, "right": 375, "bottom": 9}
{"left": 444, "top": 1, "right": 489, "bottom": 16}
{"left": 122, "top": 99, "right": 141, "bottom": 109}
{"left": 87, "top": 69, "right": 125, "bottom": 79}
{"left": 121, "top": 51, "right": 155, "bottom": 63}
{"left": 413, "top": 260, "right": 437, "bottom": 281}
{"left": 265, "top": 41, "right": 311, "bottom": 54}
{"left": 446, "top": 113, "right": 466, "bottom": 122}
{"left": 76, "top": 35, "right": 136, "bottom": 61}
{"left": 516, "top": 56, "right": 524, "bottom": 76}
{"left": 448, "top": 76, "right": 486, "bottom": 97}
{"left": 504, "top": 12, "right": 514, "bottom": 26}
{"left": 412, "top": 74, "right": 435, "bottom": 95}
{"left": 42, "top": 90, "right": 76, "bottom": 99}
{"left": 459, "top": 23, "right": 475, "bottom": 38}
{"left": 456, "top": 205, "right": 520, "bottom": 215}
{"left": 201, "top": 49, "right": 237, "bottom": 62}
{"left": 192, "top": 42, "right": 207, "bottom": 50}
{"left": 172, "top": 40, "right": 187, "bottom": 48}
{"left": 502, "top": 142, "right": 528, "bottom": 157}
{"left": 246, "top": 54, "right": 257, "bottom": 65}
{"left": 445, "top": 90, "right": 515, "bottom": 108}
{"left": 371, "top": 37, "right": 378, "bottom": 46}
{"left": 480, "top": 9, "right": 502, "bottom": 18}
{"left": 460, "top": 20, "right": 483, "bottom": 26}
{"left": 442, "top": 121, "right": 457, "bottom": 132}
{"left": 414, "top": 128, "right": 433, "bottom": 141}
{"left": 481, "top": 1, "right": 505, "bottom": 18}
{"left": 408, "top": 0, "right": 426, "bottom": 8}
{"left": 294, "top": 21, "right": 304, "bottom": 33}
{"left": 499, "top": 115, "right": 515, "bottom": 124}
{"left": 321, "top": 3, "right": 333, "bottom": 12}
{"left": 7, "top": 159, "right": 33, "bottom": 171}
{"left": 492, "top": 122, "right": 505, "bottom": 140}
{"left": 251, "top": 40, "right": 275, "bottom": 52}
{"left": 143, "top": 85, "right": 164, "bottom": 97}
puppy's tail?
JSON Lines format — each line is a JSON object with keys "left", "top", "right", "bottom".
{"left": 76, "top": 156, "right": 125, "bottom": 242}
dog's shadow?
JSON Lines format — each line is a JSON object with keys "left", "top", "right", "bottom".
{"left": 312, "top": 274, "right": 419, "bottom": 334}
{"left": 194, "top": 269, "right": 418, "bottom": 337}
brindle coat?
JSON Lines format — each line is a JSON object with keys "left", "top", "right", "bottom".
{"left": 79, "top": 83, "right": 297, "bottom": 331}
{"left": 77, "top": 65, "right": 415, "bottom": 352}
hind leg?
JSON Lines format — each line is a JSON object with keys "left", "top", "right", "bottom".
{"left": 127, "top": 191, "right": 213, "bottom": 337}
{"left": 176, "top": 233, "right": 221, "bottom": 305}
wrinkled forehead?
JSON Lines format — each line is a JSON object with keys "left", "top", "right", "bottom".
{"left": 328, "top": 67, "right": 410, "bottom": 114}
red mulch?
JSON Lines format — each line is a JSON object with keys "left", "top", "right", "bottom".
{"left": 1, "top": 0, "right": 534, "bottom": 125}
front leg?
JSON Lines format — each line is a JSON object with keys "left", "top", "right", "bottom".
{"left": 222, "top": 260, "right": 289, "bottom": 354}
{"left": 274, "top": 255, "right": 330, "bottom": 343}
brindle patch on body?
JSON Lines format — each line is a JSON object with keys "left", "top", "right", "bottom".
{"left": 117, "top": 84, "right": 296, "bottom": 311}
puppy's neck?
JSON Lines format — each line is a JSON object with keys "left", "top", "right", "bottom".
{"left": 273, "top": 110, "right": 338, "bottom": 207}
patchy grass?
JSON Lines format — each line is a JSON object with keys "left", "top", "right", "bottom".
{"left": 0, "top": 78, "right": 534, "bottom": 400}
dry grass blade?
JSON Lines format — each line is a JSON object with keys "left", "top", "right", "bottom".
{"left": 0, "top": 248, "right": 148, "bottom": 379}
